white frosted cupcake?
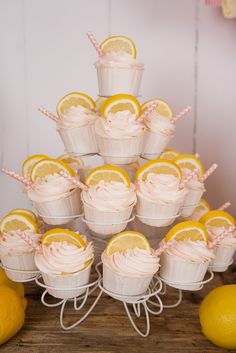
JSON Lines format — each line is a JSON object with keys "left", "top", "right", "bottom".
{"left": 185, "top": 199, "right": 210, "bottom": 221}
{"left": 35, "top": 229, "right": 94, "bottom": 299}
{"left": 135, "top": 160, "right": 187, "bottom": 227}
{"left": 56, "top": 92, "right": 98, "bottom": 154}
{"left": 82, "top": 166, "right": 136, "bottom": 238}
{"left": 95, "top": 36, "right": 144, "bottom": 96}
{"left": 159, "top": 221, "right": 215, "bottom": 290}
{"left": 102, "top": 231, "right": 159, "bottom": 299}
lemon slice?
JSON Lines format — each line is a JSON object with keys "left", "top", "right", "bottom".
{"left": 95, "top": 97, "right": 107, "bottom": 113}
{"left": 85, "top": 165, "right": 130, "bottom": 187}
{"left": 195, "top": 199, "right": 211, "bottom": 214}
{"left": 0, "top": 213, "right": 39, "bottom": 234}
{"left": 22, "top": 154, "right": 48, "bottom": 178}
{"left": 174, "top": 154, "right": 205, "bottom": 175}
{"left": 9, "top": 208, "right": 37, "bottom": 222}
{"left": 58, "top": 154, "right": 84, "bottom": 170}
{"left": 160, "top": 149, "right": 180, "bottom": 161}
{"left": 30, "top": 158, "right": 75, "bottom": 182}
{"left": 199, "top": 210, "right": 235, "bottom": 228}
{"left": 106, "top": 231, "right": 150, "bottom": 255}
{"left": 41, "top": 228, "right": 86, "bottom": 248}
{"left": 101, "top": 94, "right": 141, "bottom": 118}
{"left": 136, "top": 159, "right": 182, "bottom": 182}
{"left": 100, "top": 35, "right": 136, "bottom": 58}
{"left": 165, "top": 221, "right": 208, "bottom": 242}
{"left": 56, "top": 92, "right": 95, "bottom": 118}
{"left": 141, "top": 98, "right": 173, "bottom": 119}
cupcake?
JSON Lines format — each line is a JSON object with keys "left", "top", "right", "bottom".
{"left": 160, "top": 148, "right": 180, "bottom": 161}
{"left": 159, "top": 221, "right": 215, "bottom": 290}
{"left": 135, "top": 159, "right": 187, "bottom": 227}
{"left": 101, "top": 231, "right": 159, "bottom": 298}
{"left": 200, "top": 210, "right": 236, "bottom": 272}
{"left": 141, "top": 99, "right": 175, "bottom": 159}
{"left": 56, "top": 92, "right": 98, "bottom": 154}
{"left": 185, "top": 199, "right": 210, "bottom": 221}
{"left": 81, "top": 166, "right": 136, "bottom": 237}
{"left": 27, "top": 158, "right": 82, "bottom": 225}
{"left": 35, "top": 229, "right": 94, "bottom": 299}
{"left": 95, "top": 36, "right": 144, "bottom": 96}
{"left": 95, "top": 94, "right": 145, "bottom": 164}
{"left": 0, "top": 212, "right": 41, "bottom": 281}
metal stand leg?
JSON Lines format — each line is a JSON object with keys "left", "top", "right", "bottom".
{"left": 123, "top": 302, "right": 150, "bottom": 338}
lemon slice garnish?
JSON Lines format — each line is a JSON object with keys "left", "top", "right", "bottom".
{"left": 136, "top": 159, "right": 182, "bottom": 182}
{"left": 105, "top": 231, "right": 150, "bottom": 255}
{"left": 101, "top": 94, "right": 141, "bottom": 118}
{"left": 85, "top": 165, "right": 131, "bottom": 187}
{"left": 22, "top": 154, "right": 48, "bottom": 178}
{"left": 141, "top": 98, "right": 173, "bottom": 119}
{"left": 174, "top": 154, "right": 205, "bottom": 175}
{"left": 95, "top": 97, "right": 107, "bottom": 113}
{"left": 200, "top": 210, "right": 235, "bottom": 228}
{"left": 30, "top": 158, "right": 75, "bottom": 182}
{"left": 100, "top": 35, "right": 136, "bottom": 58}
{"left": 41, "top": 228, "right": 86, "bottom": 248}
{"left": 0, "top": 213, "right": 39, "bottom": 234}
{"left": 57, "top": 154, "right": 84, "bottom": 169}
{"left": 160, "top": 149, "right": 180, "bottom": 161}
{"left": 9, "top": 209, "right": 37, "bottom": 222}
{"left": 56, "top": 92, "right": 95, "bottom": 118}
{"left": 165, "top": 221, "right": 208, "bottom": 242}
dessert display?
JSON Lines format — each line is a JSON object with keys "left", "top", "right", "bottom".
{"left": 185, "top": 198, "right": 210, "bottom": 221}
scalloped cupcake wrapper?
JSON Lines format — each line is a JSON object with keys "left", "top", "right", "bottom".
{"left": 180, "top": 188, "right": 204, "bottom": 218}
{"left": 209, "top": 245, "right": 236, "bottom": 272}
{"left": 142, "top": 130, "right": 174, "bottom": 160}
{"left": 1, "top": 252, "right": 38, "bottom": 281}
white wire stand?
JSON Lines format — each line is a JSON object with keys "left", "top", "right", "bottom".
{"left": 98, "top": 153, "right": 140, "bottom": 165}
{"left": 35, "top": 213, "right": 83, "bottom": 228}
{"left": 96, "top": 262, "right": 163, "bottom": 338}
{"left": 0, "top": 261, "right": 40, "bottom": 282}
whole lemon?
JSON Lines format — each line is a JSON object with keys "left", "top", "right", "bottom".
{"left": 0, "top": 268, "right": 24, "bottom": 297}
{"left": 199, "top": 284, "right": 236, "bottom": 349}
{"left": 0, "top": 285, "right": 27, "bottom": 345}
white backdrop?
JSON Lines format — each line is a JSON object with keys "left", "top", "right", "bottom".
{"left": 0, "top": 0, "right": 235, "bottom": 217}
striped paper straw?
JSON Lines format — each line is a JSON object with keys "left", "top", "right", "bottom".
{"left": 137, "top": 102, "right": 159, "bottom": 124}
{"left": 38, "top": 106, "right": 59, "bottom": 122}
{"left": 179, "top": 168, "right": 199, "bottom": 189}
{"left": 59, "top": 171, "right": 88, "bottom": 191}
{"left": 15, "top": 231, "right": 42, "bottom": 253}
{"left": 195, "top": 153, "right": 200, "bottom": 158}
{"left": 154, "top": 240, "right": 174, "bottom": 257}
{"left": 171, "top": 106, "right": 191, "bottom": 124}
{"left": 86, "top": 32, "right": 104, "bottom": 56}
{"left": 2, "top": 168, "right": 32, "bottom": 188}
{"left": 200, "top": 163, "right": 218, "bottom": 182}
{"left": 205, "top": 0, "right": 222, "bottom": 6}
{"left": 218, "top": 201, "right": 231, "bottom": 211}
{"left": 208, "top": 225, "right": 235, "bottom": 249}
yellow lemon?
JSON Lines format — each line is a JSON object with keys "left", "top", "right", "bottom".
{"left": 85, "top": 165, "right": 131, "bottom": 187}
{"left": 56, "top": 92, "right": 95, "bottom": 118}
{"left": 199, "top": 285, "right": 236, "bottom": 349}
{"left": 165, "top": 221, "right": 208, "bottom": 242}
{"left": 100, "top": 35, "right": 136, "bottom": 58}
{"left": 160, "top": 148, "right": 180, "bottom": 160}
{"left": 136, "top": 159, "right": 182, "bottom": 182}
{"left": 101, "top": 94, "right": 141, "bottom": 118}
{"left": 141, "top": 98, "right": 173, "bottom": 119}
{"left": 41, "top": 228, "right": 86, "bottom": 248}
{"left": 0, "top": 269, "right": 24, "bottom": 298}
{"left": 106, "top": 231, "right": 150, "bottom": 255}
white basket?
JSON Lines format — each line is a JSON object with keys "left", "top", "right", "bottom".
{"left": 209, "top": 245, "right": 236, "bottom": 272}
{"left": 1, "top": 252, "right": 38, "bottom": 281}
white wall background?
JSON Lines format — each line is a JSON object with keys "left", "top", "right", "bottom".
{"left": 0, "top": 0, "right": 235, "bottom": 217}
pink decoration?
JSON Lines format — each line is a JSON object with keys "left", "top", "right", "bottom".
{"left": 208, "top": 225, "right": 235, "bottom": 249}
{"left": 200, "top": 163, "right": 218, "bottom": 182}
{"left": 205, "top": 0, "right": 221, "bottom": 6}
{"left": 15, "top": 231, "right": 42, "bottom": 252}
{"left": 179, "top": 168, "right": 199, "bottom": 189}
{"left": 38, "top": 106, "right": 59, "bottom": 122}
{"left": 137, "top": 102, "right": 159, "bottom": 124}
{"left": 218, "top": 201, "right": 231, "bottom": 211}
{"left": 59, "top": 171, "right": 88, "bottom": 191}
{"left": 154, "top": 240, "right": 174, "bottom": 257}
{"left": 2, "top": 168, "right": 32, "bottom": 189}
{"left": 171, "top": 106, "right": 191, "bottom": 124}
{"left": 86, "top": 32, "right": 104, "bottom": 56}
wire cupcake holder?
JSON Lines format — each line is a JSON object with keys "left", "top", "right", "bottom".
{"left": 0, "top": 261, "right": 40, "bottom": 282}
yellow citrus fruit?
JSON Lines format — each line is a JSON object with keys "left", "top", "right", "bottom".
{"left": 85, "top": 165, "right": 131, "bottom": 187}
{"left": 200, "top": 210, "right": 235, "bottom": 228}
{"left": 174, "top": 154, "right": 205, "bottom": 175}
{"left": 0, "top": 285, "right": 27, "bottom": 345}
{"left": 136, "top": 159, "right": 182, "bottom": 182}
{"left": 100, "top": 35, "right": 136, "bottom": 58}
{"left": 0, "top": 213, "right": 39, "bottom": 234}
{"left": 160, "top": 149, "right": 180, "bottom": 160}
{"left": 9, "top": 208, "right": 37, "bottom": 222}
{"left": 0, "top": 269, "right": 24, "bottom": 298}
{"left": 22, "top": 154, "right": 47, "bottom": 178}
{"left": 106, "top": 231, "right": 150, "bottom": 255}
{"left": 30, "top": 157, "right": 75, "bottom": 182}
{"left": 56, "top": 92, "right": 95, "bottom": 118}
{"left": 41, "top": 228, "right": 86, "bottom": 248}
{"left": 199, "top": 285, "right": 236, "bottom": 349}
{"left": 57, "top": 154, "right": 84, "bottom": 171}
{"left": 95, "top": 96, "right": 107, "bottom": 112}
{"left": 165, "top": 221, "right": 208, "bottom": 242}
{"left": 222, "top": 0, "right": 236, "bottom": 19}
{"left": 101, "top": 94, "right": 141, "bottom": 118}
{"left": 141, "top": 98, "right": 173, "bottom": 119}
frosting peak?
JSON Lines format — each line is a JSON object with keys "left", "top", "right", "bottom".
{"left": 57, "top": 105, "right": 98, "bottom": 129}
{"left": 144, "top": 110, "right": 175, "bottom": 136}
{"left": 0, "top": 231, "right": 41, "bottom": 256}
{"left": 96, "top": 51, "right": 144, "bottom": 69}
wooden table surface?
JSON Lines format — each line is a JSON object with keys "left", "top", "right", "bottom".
{"left": 1, "top": 264, "right": 235, "bottom": 353}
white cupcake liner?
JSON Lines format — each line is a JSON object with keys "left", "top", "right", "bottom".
{"left": 82, "top": 197, "right": 134, "bottom": 237}
{"left": 58, "top": 124, "right": 98, "bottom": 155}
{"left": 31, "top": 188, "right": 82, "bottom": 226}
{"left": 1, "top": 252, "right": 38, "bottom": 282}
{"left": 159, "top": 253, "right": 210, "bottom": 290}
{"left": 96, "top": 66, "right": 144, "bottom": 97}
{"left": 180, "top": 188, "right": 204, "bottom": 217}
{"left": 136, "top": 192, "right": 181, "bottom": 227}
{"left": 95, "top": 131, "right": 143, "bottom": 165}
{"left": 41, "top": 263, "right": 92, "bottom": 299}
{"left": 209, "top": 245, "right": 236, "bottom": 272}
{"left": 142, "top": 130, "right": 173, "bottom": 160}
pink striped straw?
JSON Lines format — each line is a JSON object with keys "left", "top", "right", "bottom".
{"left": 179, "top": 168, "right": 199, "bottom": 189}
{"left": 86, "top": 32, "right": 104, "bottom": 56}
{"left": 208, "top": 225, "right": 235, "bottom": 249}
{"left": 154, "top": 240, "right": 174, "bottom": 257}
{"left": 205, "top": 0, "right": 221, "bottom": 6}
{"left": 15, "top": 231, "right": 42, "bottom": 253}
{"left": 137, "top": 102, "right": 159, "bottom": 124}
{"left": 2, "top": 168, "right": 32, "bottom": 189}
{"left": 195, "top": 153, "right": 200, "bottom": 158}
{"left": 171, "top": 106, "right": 191, "bottom": 124}
{"left": 38, "top": 106, "right": 59, "bottom": 122}
{"left": 218, "top": 201, "right": 231, "bottom": 211}
{"left": 200, "top": 163, "right": 218, "bottom": 183}
{"left": 59, "top": 171, "right": 88, "bottom": 191}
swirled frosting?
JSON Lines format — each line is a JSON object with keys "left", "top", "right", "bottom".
{"left": 0, "top": 231, "right": 41, "bottom": 256}
{"left": 27, "top": 174, "right": 77, "bottom": 203}
{"left": 137, "top": 173, "right": 187, "bottom": 204}
{"left": 102, "top": 247, "right": 159, "bottom": 277}
{"left": 95, "top": 51, "right": 144, "bottom": 69}
{"left": 95, "top": 111, "right": 145, "bottom": 139}
{"left": 57, "top": 105, "right": 98, "bottom": 129}
{"left": 82, "top": 181, "right": 136, "bottom": 211}
{"left": 144, "top": 110, "right": 175, "bottom": 136}
{"left": 35, "top": 241, "right": 94, "bottom": 275}
{"left": 182, "top": 168, "right": 205, "bottom": 190}
{"left": 207, "top": 226, "right": 236, "bottom": 247}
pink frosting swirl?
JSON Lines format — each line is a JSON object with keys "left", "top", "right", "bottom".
{"left": 57, "top": 105, "right": 98, "bottom": 129}
{"left": 0, "top": 231, "right": 41, "bottom": 256}
{"left": 144, "top": 111, "right": 175, "bottom": 136}
{"left": 182, "top": 168, "right": 205, "bottom": 190}
{"left": 95, "top": 51, "right": 144, "bottom": 69}
{"left": 207, "top": 226, "right": 236, "bottom": 247}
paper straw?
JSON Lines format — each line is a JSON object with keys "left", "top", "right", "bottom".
{"left": 38, "top": 106, "right": 59, "bottom": 122}
{"left": 171, "top": 106, "right": 191, "bottom": 124}
{"left": 208, "top": 225, "right": 235, "bottom": 249}
{"left": 154, "top": 240, "right": 174, "bottom": 257}
{"left": 218, "top": 201, "right": 231, "bottom": 211}
{"left": 200, "top": 163, "right": 218, "bottom": 182}
{"left": 195, "top": 153, "right": 200, "bottom": 158}
{"left": 179, "top": 168, "right": 199, "bottom": 189}
{"left": 86, "top": 32, "right": 104, "bottom": 56}
{"left": 59, "top": 171, "right": 88, "bottom": 191}
{"left": 205, "top": 0, "right": 222, "bottom": 6}
{"left": 137, "top": 102, "right": 159, "bottom": 124}
{"left": 15, "top": 231, "right": 42, "bottom": 253}
{"left": 2, "top": 168, "right": 32, "bottom": 188}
